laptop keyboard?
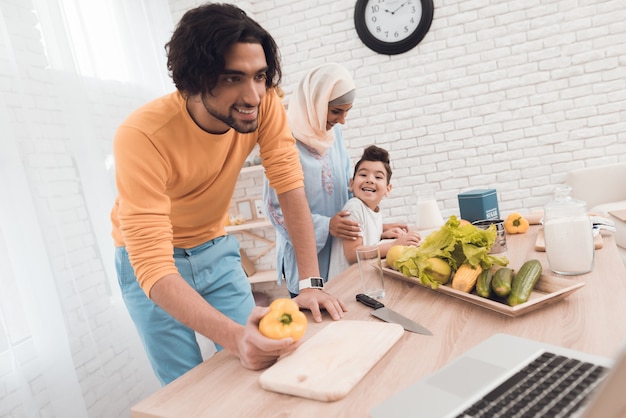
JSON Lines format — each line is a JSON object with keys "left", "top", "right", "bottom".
{"left": 456, "top": 351, "right": 608, "bottom": 418}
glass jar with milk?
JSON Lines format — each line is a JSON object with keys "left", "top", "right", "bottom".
{"left": 543, "top": 185, "right": 594, "bottom": 275}
{"left": 415, "top": 189, "right": 444, "bottom": 232}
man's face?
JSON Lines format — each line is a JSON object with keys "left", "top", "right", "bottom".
{"left": 200, "top": 42, "right": 268, "bottom": 134}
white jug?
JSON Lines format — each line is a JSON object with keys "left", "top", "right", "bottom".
{"left": 543, "top": 185, "right": 594, "bottom": 275}
{"left": 415, "top": 189, "right": 444, "bottom": 231}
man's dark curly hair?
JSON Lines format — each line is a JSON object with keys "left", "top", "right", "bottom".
{"left": 353, "top": 145, "right": 393, "bottom": 183}
{"left": 165, "top": 3, "right": 282, "bottom": 96}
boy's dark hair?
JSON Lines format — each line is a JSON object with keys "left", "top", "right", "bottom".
{"left": 353, "top": 145, "right": 392, "bottom": 183}
{"left": 165, "top": 3, "right": 282, "bottom": 96}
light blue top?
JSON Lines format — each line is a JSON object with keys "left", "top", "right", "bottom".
{"left": 263, "top": 124, "right": 352, "bottom": 295}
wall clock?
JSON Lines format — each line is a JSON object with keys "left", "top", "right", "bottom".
{"left": 354, "top": 0, "right": 434, "bottom": 55}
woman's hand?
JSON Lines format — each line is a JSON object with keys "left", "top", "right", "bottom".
{"left": 329, "top": 210, "right": 361, "bottom": 240}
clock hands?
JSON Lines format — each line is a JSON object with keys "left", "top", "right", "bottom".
{"left": 384, "top": 2, "right": 407, "bottom": 15}
{"left": 355, "top": 0, "right": 433, "bottom": 55}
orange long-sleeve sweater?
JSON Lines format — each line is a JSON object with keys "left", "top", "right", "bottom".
{"left": 111, "top": 89, "right": 303, "bottom": 295}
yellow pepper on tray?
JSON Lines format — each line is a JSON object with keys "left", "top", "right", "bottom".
{"left": 259, "top": 298, "right": 307, "bottom": 341}
{"left": 504, "top": 212, "right": 530, "bottom": 234}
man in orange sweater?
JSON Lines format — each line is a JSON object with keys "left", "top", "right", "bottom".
{"left": 110, "top": 3, "right": 346, "bottom": 385}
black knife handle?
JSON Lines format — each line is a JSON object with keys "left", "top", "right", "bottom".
{"left": 356, "top": 294, "right": 385, "bottom": 309}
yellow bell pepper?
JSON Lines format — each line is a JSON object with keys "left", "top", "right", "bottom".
{"left": 504, "top": 212, "right": 530, "bottom": 234}
{"left": 259, "top": 298, "right": 307, "bottom": 341}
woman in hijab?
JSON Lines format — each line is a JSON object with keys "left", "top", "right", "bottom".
{"left": 264, "top": 63, "right": 407, "bottom": 297}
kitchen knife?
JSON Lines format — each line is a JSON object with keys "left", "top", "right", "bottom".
{"left": 356, "top": 294, "right": 433, "bottom": 336}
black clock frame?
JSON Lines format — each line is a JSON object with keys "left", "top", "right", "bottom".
{"left": 354, "top": 0, "right": 434, "bottom": 55}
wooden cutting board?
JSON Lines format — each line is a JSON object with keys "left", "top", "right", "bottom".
{"left": 259, "top": 320, "right": 404, "bottom": 402}
{"left": 535, "top": 227, "right": 603, "bottom": 251}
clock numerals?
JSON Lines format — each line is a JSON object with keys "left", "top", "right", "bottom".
{"left": 354, "top": 0, "right": 434, "bottom": 55}
{"left": 365, "top": 1, "right": 421, "bottom": 43}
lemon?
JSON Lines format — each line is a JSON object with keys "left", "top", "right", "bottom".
{"left": 385, "top": 245, "right": 407, "bottom": 270}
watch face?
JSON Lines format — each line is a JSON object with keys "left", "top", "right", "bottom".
{"left": 364, "top": 0, "right": 422, "bottom": 43}
{"left": 311, "top": 278, "right": 324, "bottom": 288}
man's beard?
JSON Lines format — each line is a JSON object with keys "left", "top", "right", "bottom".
{"left": 201, "top": 96, "right": 259, "bottom": 134}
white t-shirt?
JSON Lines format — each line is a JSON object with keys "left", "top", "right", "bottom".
{"left": 328, "top": 197, "right": 383, "bottom": 280}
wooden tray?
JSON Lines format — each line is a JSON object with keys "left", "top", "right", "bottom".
{"left": 382, "top": 264, "right": 585, "bottom": 318}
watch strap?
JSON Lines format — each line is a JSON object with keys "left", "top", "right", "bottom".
{"left": 298, "top": 277, "right": 324, "bottom": 291}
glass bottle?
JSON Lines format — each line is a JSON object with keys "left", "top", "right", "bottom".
{"left": 543, "top": 185, "right": 594, "bottom": 275}
{"left": 415, "top": 188, "right": 444, "bottom": 231}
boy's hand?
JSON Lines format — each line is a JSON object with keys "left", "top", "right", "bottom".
{"left": 392, "top": 230, "right": 421, "bottom": 246}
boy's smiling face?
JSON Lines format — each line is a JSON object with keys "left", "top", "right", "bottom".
{"left": 350, "top": 160, "right": 392, "bottom": 211}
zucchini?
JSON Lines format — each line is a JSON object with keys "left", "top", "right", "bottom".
{"left": 476, "top": 269, "right": 494, "bottom": 298}
{"left": 492, "top": 267, "right": 514, "bottom": 297}
{"left": 508, "top": 259, "right": 543, "bottom": 306}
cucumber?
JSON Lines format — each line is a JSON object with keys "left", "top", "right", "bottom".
{"left": 508, "top": 259, "right": 543, "bottom": 306}
{"left": 492, "top": 267, "right": 514, "bottom": 297}
{"left": 475, "top": 269, "right": 494, "bottom": 298}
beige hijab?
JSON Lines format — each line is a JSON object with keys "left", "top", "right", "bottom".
{"left": 287, "top": 63, "right": 356, "bottom": 155}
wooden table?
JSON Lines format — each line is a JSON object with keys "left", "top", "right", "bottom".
{"left": 131, "top": 226, "right": 626, "bottom": 417}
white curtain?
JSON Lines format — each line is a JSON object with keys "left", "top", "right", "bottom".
{"left": 0, "top": 0, "right": 174, "bottom": 416}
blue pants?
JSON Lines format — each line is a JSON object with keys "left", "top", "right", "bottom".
{"left": 115, "top": 235, "right": 255, "bottom": 385}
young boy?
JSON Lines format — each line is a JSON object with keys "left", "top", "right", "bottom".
{"left": 327, "top": 145, "right": 421, "bottom": 279}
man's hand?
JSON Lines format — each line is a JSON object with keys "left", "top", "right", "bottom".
{"left": 329, "top": 210, "right": 361, "bottom": 240}
{"left": 151, "top": 275, "right": 300, "bottom": 371}
{"left": 294, "top": 288, "right": 347, "bottom": 322}
{"left": 235, "top": 306, "right": 301, "bottom": 370}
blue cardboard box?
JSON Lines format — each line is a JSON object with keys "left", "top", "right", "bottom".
{"left": 458, "top": 189, "right": 500, "bottom": 222}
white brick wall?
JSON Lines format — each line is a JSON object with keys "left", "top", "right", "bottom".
{"left": 176, "top": 0, "right": 626, "bottom": 272}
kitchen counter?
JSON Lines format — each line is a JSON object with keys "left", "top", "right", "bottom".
{"left": 131, "top": 226, "right": 626, "bottom": 417}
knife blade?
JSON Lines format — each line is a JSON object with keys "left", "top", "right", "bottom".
{"left": 356, "top": 294, "right": 433, "bottom": 336}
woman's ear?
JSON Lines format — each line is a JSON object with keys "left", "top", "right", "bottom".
{"left": 349, "top": 178, "right": 354, "bottom": 192}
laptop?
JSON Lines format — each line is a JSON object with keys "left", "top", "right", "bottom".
{"left": 371, "top": 333, "right": 626, "bottom": 418}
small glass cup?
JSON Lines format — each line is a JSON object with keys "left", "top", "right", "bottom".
{"left": 356, "top": 245, "right": 385, "bottom": 299}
